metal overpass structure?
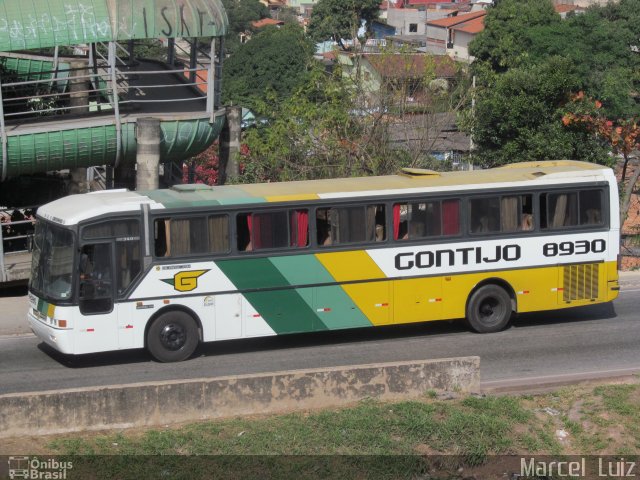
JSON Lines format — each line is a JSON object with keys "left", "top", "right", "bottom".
{"left": 0, "top": 0, "right": 229, "bottom": 284}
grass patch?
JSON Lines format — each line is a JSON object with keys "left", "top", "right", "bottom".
{"left": 15, "top": 381, "right": 639, "bottom": 478}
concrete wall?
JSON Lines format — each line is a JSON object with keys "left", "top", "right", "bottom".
{"left": 0, "top": 357, "right": 479, "bottom": 437}
{"left": 387, "top": 9, "right": 427, "bottom": 36}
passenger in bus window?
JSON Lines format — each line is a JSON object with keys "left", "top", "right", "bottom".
{"left": 585, "top": 208, "right": 601, "bottom": 225}
{"left": 375, "top": 224, "right": 384, "bottom": 242}
{"left": 521, "top": 213, "right": 533, "bottom": 231}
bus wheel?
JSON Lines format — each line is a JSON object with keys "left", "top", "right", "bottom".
{"left": 466, "top": 285, "right": 512, "bottom": 333}
{"left": 147, "top": 311, "right": 199, "bottom": 362}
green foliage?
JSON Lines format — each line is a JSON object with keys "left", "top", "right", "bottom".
{"left": 241, "top": 64, "right": 406, "bottom": 183}
{"left": 470, "top": 0, "right": 560, "bottom": 72}
{"left": 467, "top": 58, "right": 610, "bottom": 167}
{"left": 221, "top": 0, "right": 269, "bottom": 55}
{"left": 307, "top": 0, "right": 381, "bottom": 46}
{"left": 222, "top": 24, "right": 314, "bottom": 111}
{"left": 465, "top": 0, "right": 639, "bottom": 166}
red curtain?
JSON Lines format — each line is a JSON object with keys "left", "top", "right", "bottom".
{"left": 442, "top": 200, "right": 459, "bottom": 235}
{"left": 295, "top": 210, "right": 308, "bottom": 247}
{"left": 290, "top": 210, "right": 308, "bottom": 247}
{"left": 248, "top": 214, "right": 263, "bottom": 249}
{"left": 393, "top": 204, "right": 401, "bottom": 240}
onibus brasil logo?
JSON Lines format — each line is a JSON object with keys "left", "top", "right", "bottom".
{"left": 161, "top": 269, "right": 209, "bottom": 292}
{"left": 8, "top": 456, "right": 72, "bottom": 479}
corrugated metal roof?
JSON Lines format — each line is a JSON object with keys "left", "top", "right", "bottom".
{"left": 363, "top": 53, "right": 457, "bottom": 79}
{"left": 0, "top": 0, "right": 228, "bottom": 52}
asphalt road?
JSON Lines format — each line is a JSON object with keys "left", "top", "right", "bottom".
{"left": 1, "top": 279, "right": 639, "bottom": 395}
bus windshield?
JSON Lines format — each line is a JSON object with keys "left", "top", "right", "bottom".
{"left": 30, "top": 221, "right": 75, "bottom": 301}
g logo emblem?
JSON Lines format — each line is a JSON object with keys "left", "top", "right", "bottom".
{"left": 162, "top": 270, "right": 209, "bottom": 292}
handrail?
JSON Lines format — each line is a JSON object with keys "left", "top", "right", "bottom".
{"left": 0, "top": 76, "right": 7, "bottom": 182}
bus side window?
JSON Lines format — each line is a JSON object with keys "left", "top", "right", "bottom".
{"left": 154, "top": 219, "right": 169, "bottom": 256}
{"left": 501, "top": 194, "right": 533, "bottom": 232}
{"left": 541, "top": 192, "right": 578, "bottom": 229}
{"left": 470, "top": 197, "right": 500, "bottom": 234}
{"left": 580, "top": 190, "right": 603, "bottom": 226}
{"left": 290, "top": 210, "right": 309, "bottom": 248}
{"left": 316, "top": 208, "right": 332, "bottom": 246}
{"left": 236, "top": 213, "right": 252, "bottom": 251}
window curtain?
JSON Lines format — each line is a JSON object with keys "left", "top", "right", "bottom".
{"left": 170, "top": 219, "right": 191, "bottom": 256}
{"left": 366, "top": 206, "right": 377, "bottom": 242}
{"left": 208, "top": 216, "right": 229, "bottom": 252}
{"left": 393, "top": 204, "right": 401, "bottom": 240}
{"left": 442, "top": 200, "right": 459, "bottom": 235}
{"left": 291, "top": 210, "right": 308, "bottom": 247}
{"left": 501, "top": 196, "right": 519, "bottom": 232}
{"left": 551, "top": 194, "right": 567, "bottom": 228}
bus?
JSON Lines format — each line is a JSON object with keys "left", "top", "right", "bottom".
{"left": 28, "top": 160, "right": 620, "bottom": 362}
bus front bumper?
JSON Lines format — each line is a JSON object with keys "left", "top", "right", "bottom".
{"left": 28, "top": 311, "right": 74, "bottom": 354}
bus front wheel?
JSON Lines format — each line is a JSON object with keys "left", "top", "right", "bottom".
{"left": 466, "top": 285, "right": 512, "bottom": 333}
{"left": 147, "top": 311, "right": 199, "bottom": 362}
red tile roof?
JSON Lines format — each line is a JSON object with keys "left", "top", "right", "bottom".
{"left": 450, "top": 14, "right": 484, "bottom": 34}
{"left": 554, "top": 4, "right": 583, "bottom": 13}
{"left": 407, "top": 0, "right": 457, "bottom": 4}
{"left": 364, "top": 53, "right": 457, "bottom": 79}
{"left": 427, "top": 9, "right": 486, "bottom": 28}
{"left": 251, "top": 18, "right": 285, "bottom": 28}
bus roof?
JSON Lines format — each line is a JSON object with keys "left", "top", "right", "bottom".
{"left": 39, "top": 160, "right": 612, "bottom": 225}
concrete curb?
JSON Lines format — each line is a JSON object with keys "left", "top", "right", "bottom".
{"left": 0, "top": 357, "right": 479, "bottom": 437}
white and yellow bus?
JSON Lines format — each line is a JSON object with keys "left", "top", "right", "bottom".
{"left": 28, "top": 160, "right": 620, "bottom": 362}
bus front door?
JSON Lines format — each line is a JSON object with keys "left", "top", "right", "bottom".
{"left": 76, "top": 243, "right": 119, "bottom": 353}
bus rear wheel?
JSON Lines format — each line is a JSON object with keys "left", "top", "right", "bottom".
{"left": 466, "top": 285, "right": 512, "bottom": 333}
{"left": 147, "top": 311, "right": 199, "bottom": 362}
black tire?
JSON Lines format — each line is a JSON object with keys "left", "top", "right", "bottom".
{"left": 147, "top": 311, "right": 199, "bottom": 362}
{"left": 466, "top": 284, "right": 513, "bottom": 333}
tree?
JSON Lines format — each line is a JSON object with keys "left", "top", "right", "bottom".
{"left": 463, "top": 57, "right": 609, "bottom": 167}
{"left": 307, "top": 0, "right": 381, "bottom": 49}
{"left": 563, "top": 92, "right": 640, "bottom": 225}
{"left": 470, "top": 0, "right": 560, "bottom": 72}
{"left": 221, "top": 0, "right": 269, "bottom": 55}
{"left": 241, "top": 64, "right": 406, "bottom": 182}
{"left": 465, "top": 0, "right": 639, "bottom": 167}
{"left": 222, "top": 24, "right": 315, "bottom": 112}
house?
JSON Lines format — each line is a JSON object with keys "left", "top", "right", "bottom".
{"left": 425, "top": 9, "right": 486, "bottom": 60}
{"left": 389, "top": 112, "right": 471, "bottom": 165}
{"left": 259, "top": 0, "right": 286, "bottom": 12}
{"left": 387, "top": 7, "right": 427, "bottom": 36}
{"left": 554, "top": 4, "right": 586, "bottom": 18}
{"left": 251, "top": 18, "right": 285, "bottom": 29}
{"left": 338, "top": 52, "right": 458, "bottom": 109}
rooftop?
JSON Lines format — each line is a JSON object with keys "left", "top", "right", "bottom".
{"left": 427, "top": 10, "right": 486, "bottom": 28}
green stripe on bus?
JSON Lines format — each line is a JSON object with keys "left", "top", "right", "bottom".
{"left": 217, "top": 257, "right": 328, "bottom": 333}
{"left": 269, "top": 256, "right": 372, "bottom": 330}
{"left": 243, "top": 289, "right": 325, "bottom": 334}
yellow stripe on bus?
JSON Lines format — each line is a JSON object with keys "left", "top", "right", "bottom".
{"left": 265, "top": 194, "right": 320, "bottom": 202}
{"left": 47, "top": 303, "right": 55, "bottom": 318}
{"left": 316, "top": 251, "right": 392, "bottom": 325}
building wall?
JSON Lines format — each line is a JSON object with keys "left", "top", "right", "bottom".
{"left": 387, "top": 8, "right": 427, "bottom": 36}
{"left": 447, "top": 30, "right": 474, "bottom": 62}
{"left": 425, "top": 24, "right": 447, "bottom": 54}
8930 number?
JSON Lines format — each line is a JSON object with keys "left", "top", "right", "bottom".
{"left": 543, "top": 239, "right": 606, "bottom": 257}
